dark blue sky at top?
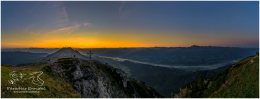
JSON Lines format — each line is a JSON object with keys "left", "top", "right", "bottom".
{"left": 1, "top": 1, "right": 259, "bottom": 47}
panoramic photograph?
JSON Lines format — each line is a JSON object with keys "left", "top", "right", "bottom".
{"left": 1, "top": 1, "right": 259, "bottom": 98}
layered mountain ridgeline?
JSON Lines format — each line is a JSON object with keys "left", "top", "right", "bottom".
{"left": 83, "top": 46, "right": 257, "bottom": 66}
{"left": 173, "top": 54, "right": 259, "bottom": 98}
{"left": 1, "top": 52, "right": 47, "bottom": 65}
{"left": 3, "top": 46, "right": 257, "bottom": 66}
{"left": 1, "top": 48, "right": 162, "bottom": 98}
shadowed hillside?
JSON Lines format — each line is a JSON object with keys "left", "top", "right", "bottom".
{"left": 173, "top": 54, "right": 259, "bottom": 98}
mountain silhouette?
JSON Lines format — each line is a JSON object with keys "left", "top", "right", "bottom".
{"left": 43, "top": 47, "right": 88, "bottom": 62}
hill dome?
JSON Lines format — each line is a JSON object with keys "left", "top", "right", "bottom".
{"left": 43, "top": 47, "right": 88, "bottom": 62}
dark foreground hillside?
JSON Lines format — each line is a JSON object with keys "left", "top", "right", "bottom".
{"left": 173, "top": 54, "right": 259, "bottom": 98}
{"left": 1, "top": 58, "right": 162, "bottom": 98}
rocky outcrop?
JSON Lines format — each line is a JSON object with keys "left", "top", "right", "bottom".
{"left": 43, "top": 58, "right": 162, "bottom": 98}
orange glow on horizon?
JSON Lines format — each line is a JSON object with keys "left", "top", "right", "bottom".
{"left": 2, "top": 29, "right": 194, "bottom": 48}
{"left": 2, "top": 29, "right": 252, "bottom": 48}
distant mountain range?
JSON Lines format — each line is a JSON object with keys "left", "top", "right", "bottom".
{"left": 85, "top": 46, "right": 258, "bottom": 66}
{"left": 3, "top": 46, "right": 257, "bottom": 66}
{"left": 1, "top": 51, "right": 47, "bottom": 65}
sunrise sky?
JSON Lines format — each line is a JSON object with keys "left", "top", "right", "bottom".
{"left": 1, "top": 1, "right": 259, "bottom": 48}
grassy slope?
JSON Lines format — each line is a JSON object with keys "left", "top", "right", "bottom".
{"left": 1, "top": 64, "right": 80, "bottom": 98}
{"left": 209, "top": 54, "right": 259, "bottom": 97}
{"left": 174, "top": 54, "right": 259, "bottom": 98}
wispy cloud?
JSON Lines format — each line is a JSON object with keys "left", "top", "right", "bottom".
{"left": 60, "top": 6, "right": 69, "bottom": 24}
{"left": 48, "top": 3, "right": 92, "bottom": 34}
{"left": 52, "top": 3, "right": 70, "bottom": 28}
{"left": 118, "top": 1, "right": 128, "bottom": 19}
{"left": 51, "top": 24, "right": 80, "bottom": 33}
{"left": 48, "top": 22, "right": 92, "bottom": 34}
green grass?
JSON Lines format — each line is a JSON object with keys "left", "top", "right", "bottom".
{"left": 1, "top": 64, "right": 80, "bottom": 98}
{"left": 174, "top": 54, "right": 259, "bottom": 98}
{"left": 209, "top": 55, "right": 259, "bottom": 97}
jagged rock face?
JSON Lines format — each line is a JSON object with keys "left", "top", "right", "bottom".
{"left": 44, "top": 58, "right": 162, "bottom": 98}
{"left": 43, "top": 47, "right": 88, "bottom": 63}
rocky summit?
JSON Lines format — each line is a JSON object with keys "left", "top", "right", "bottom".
{"left": 43, "top": 58, "right": 162, "bottom": 98}
{"left": 41, "top": 48, "right": 162, "bottom": 98}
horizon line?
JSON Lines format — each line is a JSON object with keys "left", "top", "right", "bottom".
{"left": 1, "top": 45, "right": 259, "bottom": 49}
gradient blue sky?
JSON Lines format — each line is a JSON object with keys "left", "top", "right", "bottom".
{"left": 1, "top": 1, "right": 259, "bottom": 48}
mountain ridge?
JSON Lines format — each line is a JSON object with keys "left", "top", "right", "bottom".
{"left": 1, "top": 47, "right": 162, "bottom": 98}
{"left": 42, "top": 57, "right": 162, "bottom": 97}
{"left": 42, "top": 47, "right": 88, "bottom": 63}
{"left": 42, "top": 47, "right": 162, "bottom": 97}
{"left": 173, "top": 54, "right": 259, "bottom": 98}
